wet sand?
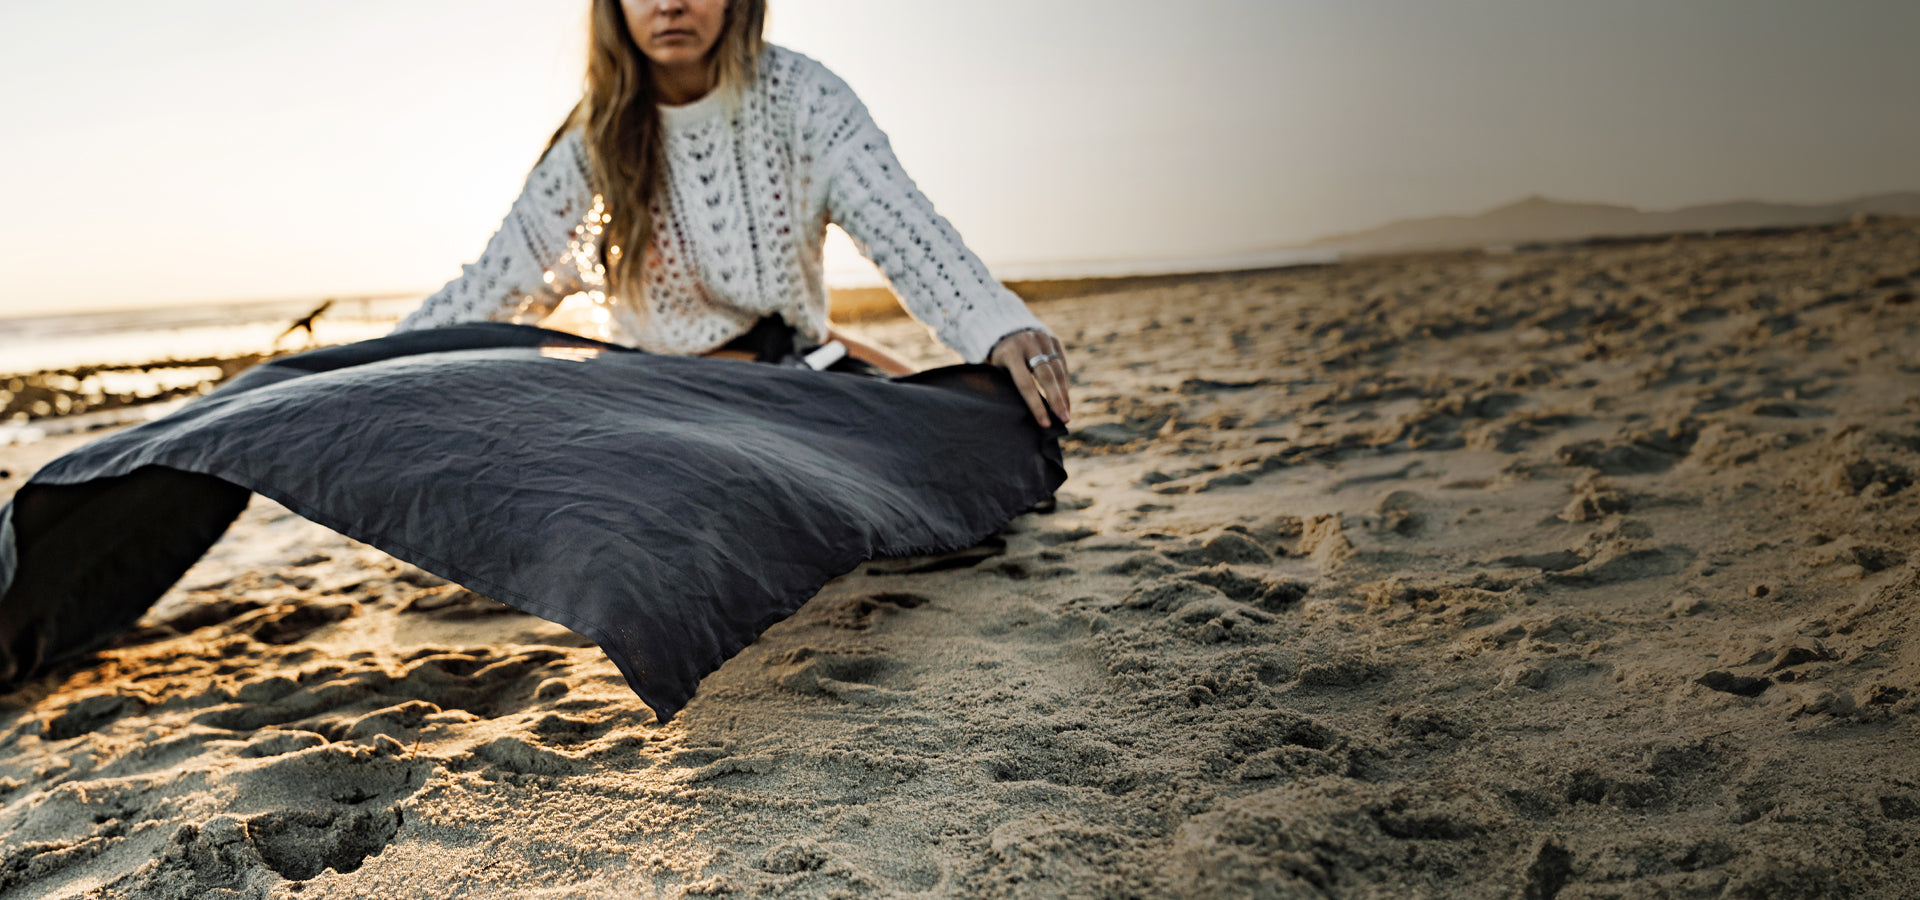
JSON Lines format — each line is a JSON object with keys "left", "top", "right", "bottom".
{"left": 2, "top": 219, "right": 1918, "bottom": 898}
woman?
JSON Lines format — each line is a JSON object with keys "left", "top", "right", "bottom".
{"left": 397, "top": 0, "right": 1073, "bottom": 427}
{"left": 0, "top": 0, "right": 1070, "bottom": 722}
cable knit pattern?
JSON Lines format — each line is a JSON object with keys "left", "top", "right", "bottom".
{"left": 393, "top": 45, "right": 1050, "bottom": 364}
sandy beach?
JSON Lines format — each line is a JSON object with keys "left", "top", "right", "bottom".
{"left": 3, "top": 218, "right": 1919, "bottom": 898}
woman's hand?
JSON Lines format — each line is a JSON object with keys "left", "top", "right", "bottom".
{"left": 989, "top": 329, "right": 1072, "bottom": 428}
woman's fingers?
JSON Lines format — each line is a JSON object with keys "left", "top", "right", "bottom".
{"left": 1035, "top": 335, "right": 1072, "bottom": 422}
{"left": 990, "top": 330, "right": 1073, "bottom": 428}
{"left": 1009, "top": 361, "right": 1053, "bottom": 427}
{"left": 1029, "top": 367, "right": 1067, "bottom": 425}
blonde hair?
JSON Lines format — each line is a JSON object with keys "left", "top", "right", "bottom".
{"left": 550, "top": 0, "right": 767, "bottom": 302}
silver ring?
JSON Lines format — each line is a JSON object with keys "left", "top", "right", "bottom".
{"left": 1025, "top": 351, "right": 1062, "bottom": 370}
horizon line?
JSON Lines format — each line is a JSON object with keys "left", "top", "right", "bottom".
{"left": 9, "top": 185, "right": 1915, "bottom": 321}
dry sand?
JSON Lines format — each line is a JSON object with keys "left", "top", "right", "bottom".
{"left": 3, "top": 219, "right": 1919, "bottom": 898}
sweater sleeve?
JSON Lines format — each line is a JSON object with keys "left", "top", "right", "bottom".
{"left": 799, "top": 63, "right": 1052, "bottom": 364}
{"left": 391, "top": 131, "right": 599, "bottom": 333}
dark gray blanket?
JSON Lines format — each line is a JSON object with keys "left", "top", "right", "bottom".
{"left": 0, "top": 323, "right": 1066, "bottom": 720}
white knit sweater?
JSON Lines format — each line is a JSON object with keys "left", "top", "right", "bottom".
{"left": 391, "top": 45, "right": 1050, "bottom": 364}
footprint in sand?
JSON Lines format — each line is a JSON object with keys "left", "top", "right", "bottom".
{"left": 765, "top": 647, "right": 910, "bottom": 707}
{"left": 1119, "top": 578, "right": 1278, "bottom": 644}
{"left": 1548, "top": 545, "right": 1697, "bottom": 585}
{"left": 821, "top": 592, "right": 931, "bottom": 631}
{"left": 38, "top": 691, "right": 147, "bottom": 741}
{"left": 1213, "top": 710, "right": 1356, "bottom": 782}
{"left": 245, "top": 806, "right": 404, "bottom": 881}
{"left": 192, "top": 646, "right": 570, "bottom": 735}
{"left": 232, "top": 601, "right": 358, "bottom": 645}
{"left": 1178, "top": 566, "right": 1311, "bottom": 613}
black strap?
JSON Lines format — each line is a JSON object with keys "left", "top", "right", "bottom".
{"left": 720, "top": 315, "right": 883, "bottom": 377}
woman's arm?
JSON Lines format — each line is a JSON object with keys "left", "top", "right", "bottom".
{"left": 824, "top": 326, "right": 915, "bottom": 376}
{"left": 391, "top": 132, "right": 599, "bottom": 333}
{"left": 800, "top": 63, "right": 1070, "bottom": 424}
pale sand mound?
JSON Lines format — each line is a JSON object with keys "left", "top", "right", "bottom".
{"left": 3, "top": 219, "right": 1919, "bottom": 898}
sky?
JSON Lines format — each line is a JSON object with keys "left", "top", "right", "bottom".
{"left": 0, "top": 0, "right": 1915, "bottom": 316}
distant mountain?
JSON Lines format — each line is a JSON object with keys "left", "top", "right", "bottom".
{"left": 1309, "top": 191, "right": 1920, "bottom": 253}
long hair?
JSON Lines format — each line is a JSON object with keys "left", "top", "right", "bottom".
{"left": 549, "top": 0, "right": 767, "bottom": 301}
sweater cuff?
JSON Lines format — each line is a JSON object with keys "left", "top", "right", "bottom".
{"left": 948, "top": 293, "right": 1054, "bottom": 364}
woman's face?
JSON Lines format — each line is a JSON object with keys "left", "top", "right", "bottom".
{"left": 621, "top": 0, "right": 728, "bottom": 69}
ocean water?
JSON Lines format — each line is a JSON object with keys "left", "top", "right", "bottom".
{"left": 0, "top": 295, "right": 421, "bottom": 446}
{"left": 0, "top": 295, "right": 420, "bottom": 375}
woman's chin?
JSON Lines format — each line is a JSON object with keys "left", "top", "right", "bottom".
{"left": 645, "top": 46, "right": 713, "bottom": 70}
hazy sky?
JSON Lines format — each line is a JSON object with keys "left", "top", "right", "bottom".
{"left": 0, "top": 0, "right": 1915, "bottom": 315}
